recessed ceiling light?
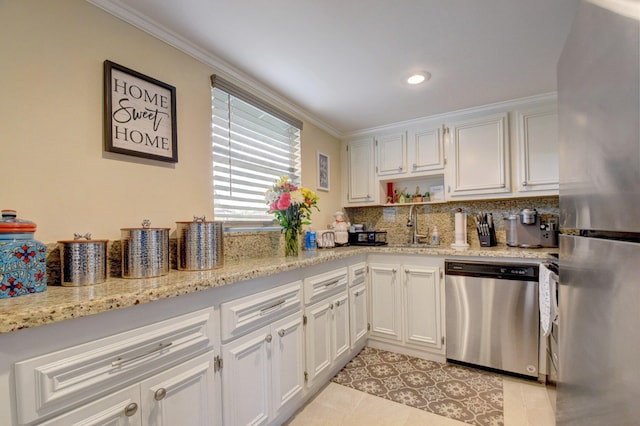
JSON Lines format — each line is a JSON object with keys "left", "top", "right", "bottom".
{"left": 407, "top": 72, "right": 431, "bottom": 85}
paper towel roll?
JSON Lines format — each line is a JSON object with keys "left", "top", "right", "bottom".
{"left": 451, "top": 211, "right": 469, "bottom": 250}
{"left": 454, "top": 212, "right": 465, "bottom": 243}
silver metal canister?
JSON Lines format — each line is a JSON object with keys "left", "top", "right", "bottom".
{"left": 121, "top": 220, "right": 170, "bottom": 278}
{"left": 58, "top": 233, "right": 108, "bottom": 286}
{"left": 176, "top": 216, "right": 224, "bottom": 270}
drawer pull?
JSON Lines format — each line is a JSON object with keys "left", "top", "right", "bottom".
{"left": 354, "top": 269, "right": 365, "bottom": 277}
{"left": 278, "top": 329, "right": 285, "bottom": 337}
{"left": 154, "top": 388, "right": 167, "bottom": 401}
{"left": 324, "top": 279, "right": 341, "bottom": 287}
{"left": 260, "top": 300, "right": 286, "bottom": 315}
{"left": 111, "top": 342, "right": 172, "bottom": 368}
{"left": 265, "top": 334, "right": 273, "bottom": 343}
{"left": 124, "top": 402, "right": 138, "bottom": 417}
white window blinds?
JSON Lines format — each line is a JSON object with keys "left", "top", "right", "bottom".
{"left": 211, "top": 75, "right": 302, "bottom": 223}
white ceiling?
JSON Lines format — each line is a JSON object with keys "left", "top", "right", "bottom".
{"left": 91, "top": 0, "right": 581, "bottom": 136}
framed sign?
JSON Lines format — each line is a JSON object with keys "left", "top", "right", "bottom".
{"left": 317, "top": 151, "right": 330, "bottom": 191}
{"left": 104, "top": 60, "right": 178, "bottom": 163}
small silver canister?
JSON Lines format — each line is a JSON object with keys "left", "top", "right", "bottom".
{"left": 176, "top": 216, "right": 224, "bottom": 270}
{"left": 59, "top": 233, "right": 108, "bottom": 286}
{"left": 121, "top": 220, "right": 170, "bottom": 278}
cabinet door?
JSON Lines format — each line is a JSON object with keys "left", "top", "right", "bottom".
{"left": 304, "top": 299, "right": 333, "bottom": 385}
{"left": 221, "top": 328, "right": 271, "bottom": 426}
{"left": 403, "top": 265, "right": 442, "bottom": 349}
{"left": 410, "top": 126, "right": 444, "bottom": 173}
{"left": 332, "top": 292, "right": 350, "bottom": 361}
{"left": 271, "top": 314, "right": 304, "bottom": 417}
{"left": 140, "top": 351, "right": 215, "bottom": 426}
{"left": 448, "top": 112, "right": 511, "bottom": 198}
{"left": 368, "top": 264, "right": 402, "bottom": 341}
{"left": 37, "top": 385, "right": 141, "bottom": 426}
{"left": 516, "top": 106, "right": 559, "bottom": 194}
{"left": 376, "top": 132, "right": 407, "bottom": 176}
{"left": 345, "top": 138, "right": 376, "bottom": 204}
{"left": 349, "top": 283, "right": 368, "bottom": 349}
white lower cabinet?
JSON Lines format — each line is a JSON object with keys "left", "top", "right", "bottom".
{"left": 218, "top": 279, "right": 304, "bottom": 425}
{"left": 139, "top": 352, "right": 215, "bottom": 426}
{"left": 221, "top": 312, "right": 304, "bottom": 425}
{"left": 349, "top": 283, "right": 368, "bottom": 349}
{"left": 403, "top": 265, "right": 442, "bottom": 349}
{"left": 14, "top": 309, "right": 218, "bottom": 426}
{"left": 43, "top": 351, "right": 216, "bottom": 426}
{"left": 305, "top": 291, "right": 349, "bottom": 387}
{"left": 37, "top": 385, "right": 141, "bottom": 426}
{"left": 369, "top": 258, "right": 444, "bottom": 355}
{"left": 369, "top": 263, "right": 402, "bottom": 341}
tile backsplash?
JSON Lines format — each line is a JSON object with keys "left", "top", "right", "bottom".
{"left": 344, "top": 196, "right": 559, "bottom": 248}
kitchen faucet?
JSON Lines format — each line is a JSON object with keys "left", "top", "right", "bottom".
{"left": 407, "top": 204, "right": 429, "bottom": 244}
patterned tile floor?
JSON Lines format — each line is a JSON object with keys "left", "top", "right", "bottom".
{"left": 286, "top": 348, "right": 556, "bottom": 426}
{"left": 331, "top": 347, "right": 503, "bottom": 426}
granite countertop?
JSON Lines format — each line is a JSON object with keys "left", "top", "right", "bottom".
{"left": 0, "top": 245, "right": 556, "bottom": 334}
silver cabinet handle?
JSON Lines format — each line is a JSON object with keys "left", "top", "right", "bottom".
{"left": 405, "top": 269, "right": 411, "bottom": 274}
{"left": 154, "top": 388, "right": 167, "bottom": 401}
{"left": 398, "top": 166, "right": 402, "bottom": 171}
{"left": 354, "top": 269, "right": 365, "bottom": 277}
{"left": 111, "top": 342, "right": 172, "bottom": 368}
{"left": 278, "top": 329, "right": 285, "bottom": 337}
{"left": 124, "top": 403, "right": 138, "bottom": 417}
{"left": 522, "top": 181, "right": 528, "bottom": 186}
{"left": 335, "top": 299, "right": 344, "bottom": 307}
{"left": 324, "top": 279, "right": 341, "bottom": 287}
{"left": 391, "top": 268, "right": 397, "bottom": 273}
{"left": 260, "top": 300, "right": 285, "bottom": 315}
{"left": 329, "top": 303, "right": 334, "bottom": 310}
{"left": 265, "top": 334, "right": 272, "bottom": 343}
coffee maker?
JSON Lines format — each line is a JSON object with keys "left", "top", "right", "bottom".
{"left": 505, "top": 209, "right": 558, "bottom": 248}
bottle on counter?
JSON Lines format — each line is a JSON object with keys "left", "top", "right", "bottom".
{"left": 305, "top": 227, "right": 317, "bottom": 250}
{"left": 431, "top": 226, "right": 440, "bottom": 246}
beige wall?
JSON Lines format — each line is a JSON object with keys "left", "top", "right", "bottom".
{"left": 0, "top": 0, "right": 341, "bottom": 243}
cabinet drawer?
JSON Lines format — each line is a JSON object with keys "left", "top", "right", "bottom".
{"left": 303, "top": 268, "right": 348, "bottom": 305}
{"left": 349, "top": 262, "right": 367, "bottom": 287}
{"left": 220, "top": 280, "right": 302, "bottom": 342}
{"left": 14, "top": 308, "right": 215, "bottom": 425}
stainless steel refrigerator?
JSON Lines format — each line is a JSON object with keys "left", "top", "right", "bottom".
{"left": 557, "top": 1, "right": 640, "bottom": 424}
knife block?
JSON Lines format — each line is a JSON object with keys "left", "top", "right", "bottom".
{"left": 478, "top": 226, "right": 497, "bottom": 247}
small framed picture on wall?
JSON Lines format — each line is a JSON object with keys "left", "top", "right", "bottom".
{"left": 317, "top": 151, "right": 330, "bottom": 191}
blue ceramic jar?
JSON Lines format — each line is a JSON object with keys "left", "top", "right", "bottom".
{"left": 0, "top": 210, "right": 47, "bottom": 298}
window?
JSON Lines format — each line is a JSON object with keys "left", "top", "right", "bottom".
{"left": 211, "top": 75, "right": 303, "bottom": 225}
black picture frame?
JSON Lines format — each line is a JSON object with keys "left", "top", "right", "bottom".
{"left": 104, "top": 60, "right": 178, "bottom": 163}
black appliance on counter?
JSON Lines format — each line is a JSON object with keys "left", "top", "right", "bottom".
{"left": 348, "top": 231, "right": 388, "bottom": 246}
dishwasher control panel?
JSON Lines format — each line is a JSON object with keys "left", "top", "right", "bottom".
{"left": 445, "top": 260, "right": 539, "bottom": 281}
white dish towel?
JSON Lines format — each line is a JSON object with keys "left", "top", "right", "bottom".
{"left": 539, "top": 263, "right": 559, "bottom": 336}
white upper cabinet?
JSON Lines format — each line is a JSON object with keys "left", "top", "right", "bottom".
{"left": 344, "top": 137, "right": 377, "bottom": 205}
{"left": 375, "top": 132, "right": 407, "bottom": 176}
{"left": 408, "top": 124, "right": 445, "bottom": 174}
{"left": 446, "top": 112, "right": 511, "bottom": 199}
{"left": 515, "top": 104, "right": 559, "bottom": 194}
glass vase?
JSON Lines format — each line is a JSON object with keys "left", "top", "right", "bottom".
{"left": 284, "top": 226, "right": 299, "bottom": 257}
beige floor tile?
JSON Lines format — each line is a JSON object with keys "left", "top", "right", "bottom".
{"left": 503, "top": 379, "right": 528, "bottom": 425}
{"left": 341, "top": 392, "right": 413, "bottom": 425}
{"left": 309, "top": 382, "right": 366, "bottom": 414}
{"left": 403, "top": 408, "right": 468, "bottom": 426}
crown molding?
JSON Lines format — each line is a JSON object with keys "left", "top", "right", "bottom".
{"left": 86, "top": 0, "right": 343, "bottom": 138}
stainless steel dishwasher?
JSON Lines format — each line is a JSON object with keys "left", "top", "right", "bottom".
{"left": 445, "top": 260, "right": 540, "bottom": 378}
